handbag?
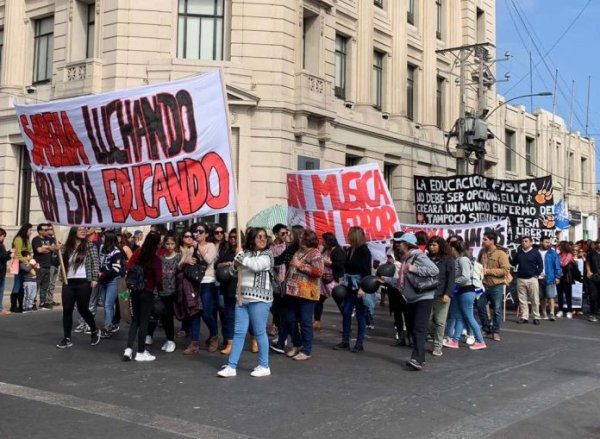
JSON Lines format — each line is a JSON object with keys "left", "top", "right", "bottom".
{"left": 270, "top": 268, "right": 286, "bottom": 298}
{"left": 184, "top": 262, "right": 207, "bottom": 284}
{"left": 405, "top": 255, "right": 439, "bottom": 294}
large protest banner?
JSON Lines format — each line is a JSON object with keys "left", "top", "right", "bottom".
{"left": 399, "top": 220, "right": 508, "bottom": 257}
{"left": 14, "top": 70, "right": 236, "bottom": 227}
{"left": 287, "top": 163, "right": 399, "bottom": 245}
{"left": 414, "top": 175, "right": 553, "bottom": 243}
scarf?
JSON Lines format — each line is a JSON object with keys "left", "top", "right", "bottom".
{"left": 559, "top": 252, "right": 572, "bottom": 268}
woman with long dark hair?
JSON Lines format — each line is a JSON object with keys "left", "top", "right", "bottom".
{"left": 56, "top": 227, "right": 101, "bottom": 349}
{"left": 98, "top": 230, "right": 123, "bottom": 338}
{"left": 123, "top": 231, "right": 163, "bottom": 361}
{"left": 557, "top": 241, "right": 575, "bottom": 318}
{"left": 334, "top": 226, "right": 371, "bottom": 353}
{"left": 10, "top": 223, "right": 33, "bottom": 313}
{"left": 216, "top": 228, "right": 240, "bottom": 355}
{"left": 182, "top": 222, "right": 218, "bottom": 355}
{"left": 270, "top": 225, "right": 304, "bottom": 354}
{"left": 427, "top": 236, "right": 455, "bottom": 357}
{"left": 444, "top": 241, "right": 486, "bottom": 351}
{"left": 218, "top": 227, "right": 274, "bottom": 377}
{"left": 314, "top": 232, "right": 345, "bottom": 329}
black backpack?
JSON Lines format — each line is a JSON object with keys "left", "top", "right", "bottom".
{"left": 125, "top": 263, "right": 145, "bottom": 291}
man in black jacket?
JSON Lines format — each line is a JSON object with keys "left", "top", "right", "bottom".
{"left": 585, "top": 240, "right": 600, "bottom": 322}
{"left": 511, "top": 236, "right": 543, "bottom": 324}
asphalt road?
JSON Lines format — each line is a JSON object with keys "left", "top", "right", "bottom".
{"left": 0, "top": 300, "right": 599, "bottom": 439}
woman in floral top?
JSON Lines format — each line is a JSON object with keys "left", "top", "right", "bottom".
{"left": 284, "top": 229, "right": 324, "bottom": 361}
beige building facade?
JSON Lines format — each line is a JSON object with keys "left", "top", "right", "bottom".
{"left": 0, "top": 0, "right": 595, "bottom": 240}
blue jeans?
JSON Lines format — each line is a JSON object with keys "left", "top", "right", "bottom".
{"left": 0, "top": 276, "right": 5, "bottom": 311}
{"left": 452, "top": 291, "right": 484, "bottom": 343}
{"left": 200, "top": 283, "right": 218, "bottom": 338}
{"left": 228, "top": 301, "right": 271, "bottom": 369}
{"left": 286, "top": 296, "right": 316, "bottom": 355}
{"left": 363, "top": 292, "right": 377, "bottom": 326}
{"left": 477, "top": 285, "right": 504, "bottom": 333}
{"left": 342, "top": 291, "right": 367, "bottom": 347}
{"left": 100, "top": 277, "right": 119, "bottom": 329}
{"left": 11, "top": 271, "right": 23, "bottom": 294}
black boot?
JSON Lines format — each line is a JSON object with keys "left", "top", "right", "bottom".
{"left": 10, "top": 294, "right": 18, "bottom": 313}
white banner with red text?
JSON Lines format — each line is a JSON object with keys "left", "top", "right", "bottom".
{"left": 287, "top": 163, "right": 400, "bottom": 245}
{"left": 15, "top": 70, "right": 236, "bottom": 227}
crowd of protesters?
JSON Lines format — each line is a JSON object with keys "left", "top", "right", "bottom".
{"left": 1, "top": 221, "right": 599, "bottom": 375}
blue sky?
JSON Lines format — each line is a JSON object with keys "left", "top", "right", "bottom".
{"left": 495, "top": 0, "right": 600, "bottom": 185}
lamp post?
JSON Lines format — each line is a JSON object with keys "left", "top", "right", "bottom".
{"left": 483, "top": 91, "right": 553, "bottom": 120}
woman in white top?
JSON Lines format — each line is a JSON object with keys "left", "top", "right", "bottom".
{"left": 218, "top": 227, "right": 274, "bottom": 378}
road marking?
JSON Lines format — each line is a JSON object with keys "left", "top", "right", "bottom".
{"left": 0, "top": 381, "right": 257, "bottom": 439}
{"left": 424, "top": 376, "right": 600, "bottom": 439}
{"left": 502, "top": 327, "right": 600, "bottom": 342}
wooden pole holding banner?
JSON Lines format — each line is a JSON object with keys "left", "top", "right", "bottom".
{"left": 56, "top": 241, "right": 68, "bottom": 285}
{"left": 217, "top": 69, "right": 244, "bottom": 306}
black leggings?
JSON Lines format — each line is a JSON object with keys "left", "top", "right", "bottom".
{"left": 147, "top": 295, "right": 175, "bottom": 341}
{"left": 557, "top": 282, "right": 573, "bottom": 312}
{"left": 127, "top": 290, "right": 154, "bottom": 353}
{"left": 62, "top": 279, "right": 97, "bottom": 339}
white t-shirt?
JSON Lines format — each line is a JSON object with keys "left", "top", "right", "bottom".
{"left": 67, "top": 253, "right": 87, "bottom": 279}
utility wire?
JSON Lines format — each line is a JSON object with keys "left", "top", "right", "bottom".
{"left": 503, "top": 0, "right": 592, "bottom": 97}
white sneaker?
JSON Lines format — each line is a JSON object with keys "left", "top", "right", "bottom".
{"left": 466, "top": 336, "right": 475, "bottom": 346}
{"left": 566, "top": 312, "right": 573, "bottom": 319}
{"left": 162, "top": 341, "right": 176, "bottom": 353}
{"left": 123, "top": 347, "right": 133, "bottom": 361}
{"left": 556, "top": 311, "right": 563, "bottom": 318}
{"left": 145, "top": 335, "right": 153, "bottom": 345}
{"left": 541, "top": 314, "right": 549, "bottom": 320}
{"left": 250, "top": 365, "right": 271, "bottom": 377}
{"left": 134, "top": 350, "right": 156, "bottom": 362}
{"left": 217, "top": 365, "right": 237, "bottom": 377}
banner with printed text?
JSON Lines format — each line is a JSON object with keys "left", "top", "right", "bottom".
{"left": 287, "top": 163, "right": 400, "bottom": 245}
{"left": 15, "top": 70, "right": 236, "bottom": 227}
{"left": 414, "top": 175, "right": 553, "bottom": 243}
{"left": 399, "top": 220, "right": 508, "bottom": 258}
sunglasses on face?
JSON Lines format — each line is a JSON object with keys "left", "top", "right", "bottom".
{"left": 194, "top": 230, "right": 205, "bottom": 235}
{"left": 229, "top": 235, "right": 237, "bottom": 239}
{"left": 214, "top": 231, "right": 224, "bottom": 235}
{"left": 256, "top": 235, "right": 268, "bottom": 240}
{"left": 183, "top": 234, "right": 193, "bottom": 238}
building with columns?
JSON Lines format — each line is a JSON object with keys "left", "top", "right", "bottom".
{"left": 0, "top": 0, "right": 595, "bottom": 240}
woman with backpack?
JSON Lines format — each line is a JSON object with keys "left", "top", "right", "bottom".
{"left": 123, "top": 231, "right": 163, "bottom": 362}
{"left": 443, "top": 241, "right": 486, "bottom": 351}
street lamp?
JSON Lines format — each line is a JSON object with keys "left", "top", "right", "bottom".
{"left": 483, "top": 91, "right": 552, "bottom": 120}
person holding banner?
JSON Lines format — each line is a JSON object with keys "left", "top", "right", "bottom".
{"left": 284, "top": 229, "right": 323, "bottom": 360}
{"left": 218, "top": 227, "right": 274, "bottom": 378}
{"left": 334, "top": 227, "right": 371, "bottom": 353}
{"left": 57, "top": 227, "right": 101, "bottom": 349}
{"left": 478, "top": 231, "right": 511, "bottom": 341}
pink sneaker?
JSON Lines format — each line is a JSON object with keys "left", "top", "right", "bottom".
{"left": 469, "top": 341, "right": 487, "bottom": 350}
{"left": 443, "top": 339, "right": 459, "bottom": 349}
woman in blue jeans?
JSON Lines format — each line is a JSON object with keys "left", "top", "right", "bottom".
{"left": 444, "top": 241, "right": 487, "bottom": 350}
{"left": 218, "top": 227, "right": 274, "bottom": 378}
{"left": 334, "top": 227, "right": 371, "bottom": 353}
{"left": 98, "top": 231, "right": 123, "bottom": 338}
{"left": 184, "top": 222, "right": 218, "bottom": 354}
